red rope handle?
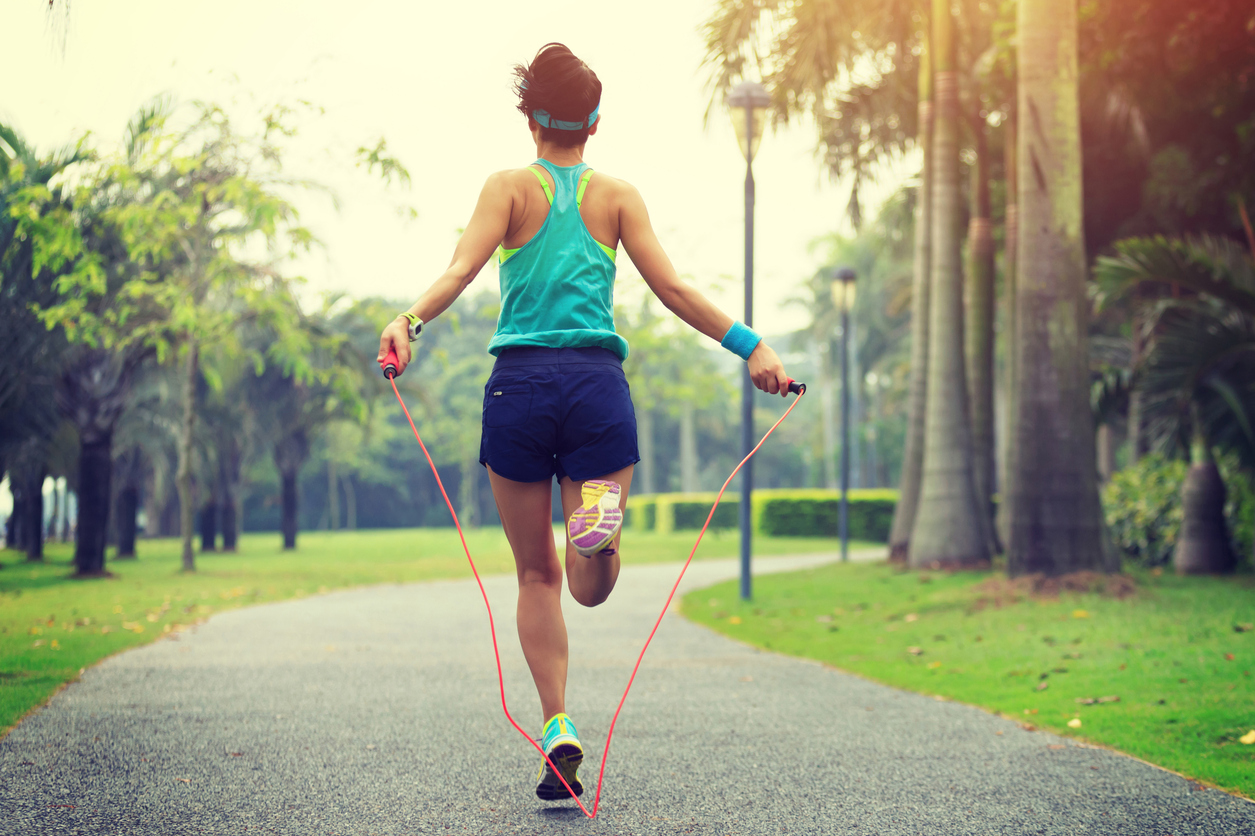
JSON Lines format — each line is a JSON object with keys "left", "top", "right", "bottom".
{"left": 389, "top": 375, "right": 804, "bottom": 818}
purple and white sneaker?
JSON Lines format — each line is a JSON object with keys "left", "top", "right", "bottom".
{"left": 567, "top": 479, "right": 623, "bottom": 557}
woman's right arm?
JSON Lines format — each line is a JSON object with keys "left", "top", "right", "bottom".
{"left": 377, "top": 172, "right": 514, "bottom": 375}
{"left": 617, "top": 182, "right": 791, "bottom": 396}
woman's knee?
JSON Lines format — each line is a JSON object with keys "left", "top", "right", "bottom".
{"left": 518, "top": 560, "right": 564, "bottom": 590}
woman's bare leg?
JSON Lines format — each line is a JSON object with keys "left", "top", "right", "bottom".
{"left": 560, "top": 464, "right": 634, "bottom": 607}
{"left": 487, "top": 466, "right": 567, "bottom": 723}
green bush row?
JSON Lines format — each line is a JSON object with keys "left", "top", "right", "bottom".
{"left": 627, "top": 488, "right": 898, "bottom": 541}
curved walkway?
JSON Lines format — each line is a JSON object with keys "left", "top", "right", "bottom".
{"left": 2, "top": 551, "right": 1252, "bottom": 835}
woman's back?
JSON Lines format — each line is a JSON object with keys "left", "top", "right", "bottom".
{"left": 489, "top": 159, "right": 629, "bottom": 359}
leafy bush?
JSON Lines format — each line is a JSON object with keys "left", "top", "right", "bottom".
{"left": 1103, "top": 454, "right": 1188, "bottom": 567}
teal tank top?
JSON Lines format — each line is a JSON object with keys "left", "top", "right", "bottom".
{"left": 487, "top": 159, "right": 628, "bottom": 360}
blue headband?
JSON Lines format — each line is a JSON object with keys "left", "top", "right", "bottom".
{"left": 532, "top": 104, "right": 599, "bottom": 131}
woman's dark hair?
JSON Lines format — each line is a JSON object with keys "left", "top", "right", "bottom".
{"left": 513, "top": 43, "right": 601, "bottom": 148}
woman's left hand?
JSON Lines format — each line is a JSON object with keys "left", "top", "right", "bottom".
{"left": 748, "top": 342, "right": 790, "bottom": 397}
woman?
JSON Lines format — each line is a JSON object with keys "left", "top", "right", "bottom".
{"left": 377, "top": 43, "right": 790, "bottom": 801}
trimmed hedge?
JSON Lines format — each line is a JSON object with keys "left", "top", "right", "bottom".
{"left": 628, "top": 488, "right": 898, "bottom": 541}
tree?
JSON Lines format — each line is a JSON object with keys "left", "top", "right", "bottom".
{"left": 908, "top": 0, "right": 991, "bottom": 569}
{"left": 1095, "top": 234, "right": 1255, "bottom": 572}
{"left": 1, "top": 123, "right": 84, "bottom": 566}
{"left": 1003, "top": 0, "right": 1112, "bottom": 576}
{"left": 889, "top": 38, "right": 933, "bottom": 560}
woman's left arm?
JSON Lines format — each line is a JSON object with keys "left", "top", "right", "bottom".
{"left": 377, "top": 172, "right": 513, "bottom": 374}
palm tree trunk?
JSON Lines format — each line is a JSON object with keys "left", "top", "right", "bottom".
{"left": 115, "top": 448, "right": 142, "bottom": 558}
{"left": 220, "top": 436, "right": 241, "bottom": 551}
{"left": 680, "top": 402, "right": 698, "bottom": 492}
{"left": 997, "top": 103, "right": 1018, "bottom": 547}
{"left": 280, "top": 468, "right": 299, "bottom": 549}
{"left": 327, "top": 459, "right": 340, "bottom": 531}
{"left": 1006, "top": 0, "right": 1112, "bottom": 576}
{"left": 176, "top": 339, "right": 199, "bottom": 572}
{"left": 21, "top": 466, "right": 46, "bottom": 561}
{"left": 638, "top": 409, "right": 656, "bottom": 494}
{"left": 75, "top": 438, "right": 111, "bottom": 573}
{"left": 458, "top": 451, "right": 478, "bottom": 528}
{"left": 344, "top": 474, "right": 357, "bottom": 531}
{"left": 889, "top": 37, "right": 934, "bottom": 562}
{"left": 816, "top": 341, "right": 838, "bottom": 490}
{"left": 1126, "top": 303, "right": 1147, "bottom": 464}
{"left": 1173, "top": 427, "right": 1237, "bottom": 574}
{"left": 909, "top": 0, "right": 991, "bottom": 569}
{"left": 46, "top": 480, "right": 60, "bottom": 541}
{"left": 966, "top": 110, "right": 997, "bottom": 535}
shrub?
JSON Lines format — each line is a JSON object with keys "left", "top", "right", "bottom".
{"left": 1103, "top": 454, "right": 1189, "bottom": 567}
{"left": 758, "top": 490, "right": 897, "bottom": 540}
{"left": 627, "top": 489, "right": 898, "bottom": 541}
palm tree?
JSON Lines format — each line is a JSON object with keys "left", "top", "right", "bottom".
{"left": 1003, "top": 0, "right": 1112, "bottom": 576}
{"left": 1095, "top": 234, "right": 1255, "bottom": 572}
{"left": 888, "top": 42, "right": 933, "bottom": 561}
{"left": 908, "top": 0, "right": 991, "bottom": 568}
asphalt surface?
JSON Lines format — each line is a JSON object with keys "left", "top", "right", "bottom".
{"left": 2, "top": 549, "right": 1253, "bottom": 835}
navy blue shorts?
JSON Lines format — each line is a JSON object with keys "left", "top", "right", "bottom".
{"left": 479, "top": 346, "right": 640, "bottom": 484}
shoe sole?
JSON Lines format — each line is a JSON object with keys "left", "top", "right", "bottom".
{"left": 535, "top": 742, "right": 584, "bottom": 800}
{"left": 567, "top": 479, "right": 623, "bottom": 557}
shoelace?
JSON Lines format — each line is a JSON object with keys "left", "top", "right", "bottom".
{"left": 388, "top": 374, "right": 805, "bottom": 818}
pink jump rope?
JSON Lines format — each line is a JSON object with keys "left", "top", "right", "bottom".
{"left": 381, "top": 345, "right": 805, "bottom": 818}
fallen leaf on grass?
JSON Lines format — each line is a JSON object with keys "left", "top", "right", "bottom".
{"left": 728, "top": 616, "right": 742, "bottom": 625}
{"left": 1023, "top": 709, "right": 1039, "bottom": 715}
{"left": 927, "top": 661, "right": 942, "bottom": 669}
{"left": 907, "top": 646, "right": 923, "bottom": 656}
{"left": 1098, "top": 695, "right": 1120, "bottom": 703}
{"left": 904, "top": 613, "right": 919, "bottom": 623}
{"left": 1072, "top": 610, "right": 1089, "bottom": 619}
{"left": 1075, "top": 697, "right": 1096, "bottom": 705}
{"left": 1225, "top": 653, "right": 1236, "bottom": 661}
{"left": 1235, "top": 623, "right": 1253, "bottom": 633}
{"left": 1068, "top": 718, "right": 1082, "bottom": 729}
{"left": 1239, "top": 730, "right": 1255, "bottom": 745}
{"left": 1036, "top": 682, "right": 1049, "bottom": 692}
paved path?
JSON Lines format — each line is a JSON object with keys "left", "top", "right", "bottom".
{"left": 2, "top": 550, "right": 1253, "bottom": 835}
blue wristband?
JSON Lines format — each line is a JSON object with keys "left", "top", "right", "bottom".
{"left": 720, "top": 321, "right": 762, "bottom": 361}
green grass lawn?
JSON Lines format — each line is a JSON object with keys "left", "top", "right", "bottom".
{"left": 0, "top": 526, "right": 850, "bottom": 734}
{"left": 681, "top": 561, "right": 1255, "bottom": 799}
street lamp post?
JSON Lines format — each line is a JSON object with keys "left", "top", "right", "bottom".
{"left": 729, "top": 80, "right": 770, "bottom": 601}
{"left": 832, "top": 267, "right": 857, "bottom": 562}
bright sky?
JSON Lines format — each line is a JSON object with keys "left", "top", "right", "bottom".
{"left": 3, "top": 0, "right": 912, "bottom": 338}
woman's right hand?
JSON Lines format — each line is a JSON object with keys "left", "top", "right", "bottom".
{"left": 377, "top": 316, "right": 412, "bottom": 377}
{"left": 748, "top": 342, "right": 791, "bottom": 397}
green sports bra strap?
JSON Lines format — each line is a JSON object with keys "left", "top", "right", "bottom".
{"left": 528, "top": 166, "right": 554, "bottom": 206}
{"left": 576, "top": 168, "right": 594, "bottom": 207}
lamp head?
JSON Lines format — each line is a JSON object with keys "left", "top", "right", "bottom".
{"left": 829, "top": 266, "right": 858, "bottom": 311}
{"left": 728, "top": 81, "right": 771, "bottom": 163}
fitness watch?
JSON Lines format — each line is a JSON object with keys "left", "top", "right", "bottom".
{"left": 401, "top": 312, "right": 423, "bottom": 342}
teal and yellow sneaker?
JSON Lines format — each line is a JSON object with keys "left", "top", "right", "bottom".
{"left": 535, "top": 713, "right": 584, "bottom": 801}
